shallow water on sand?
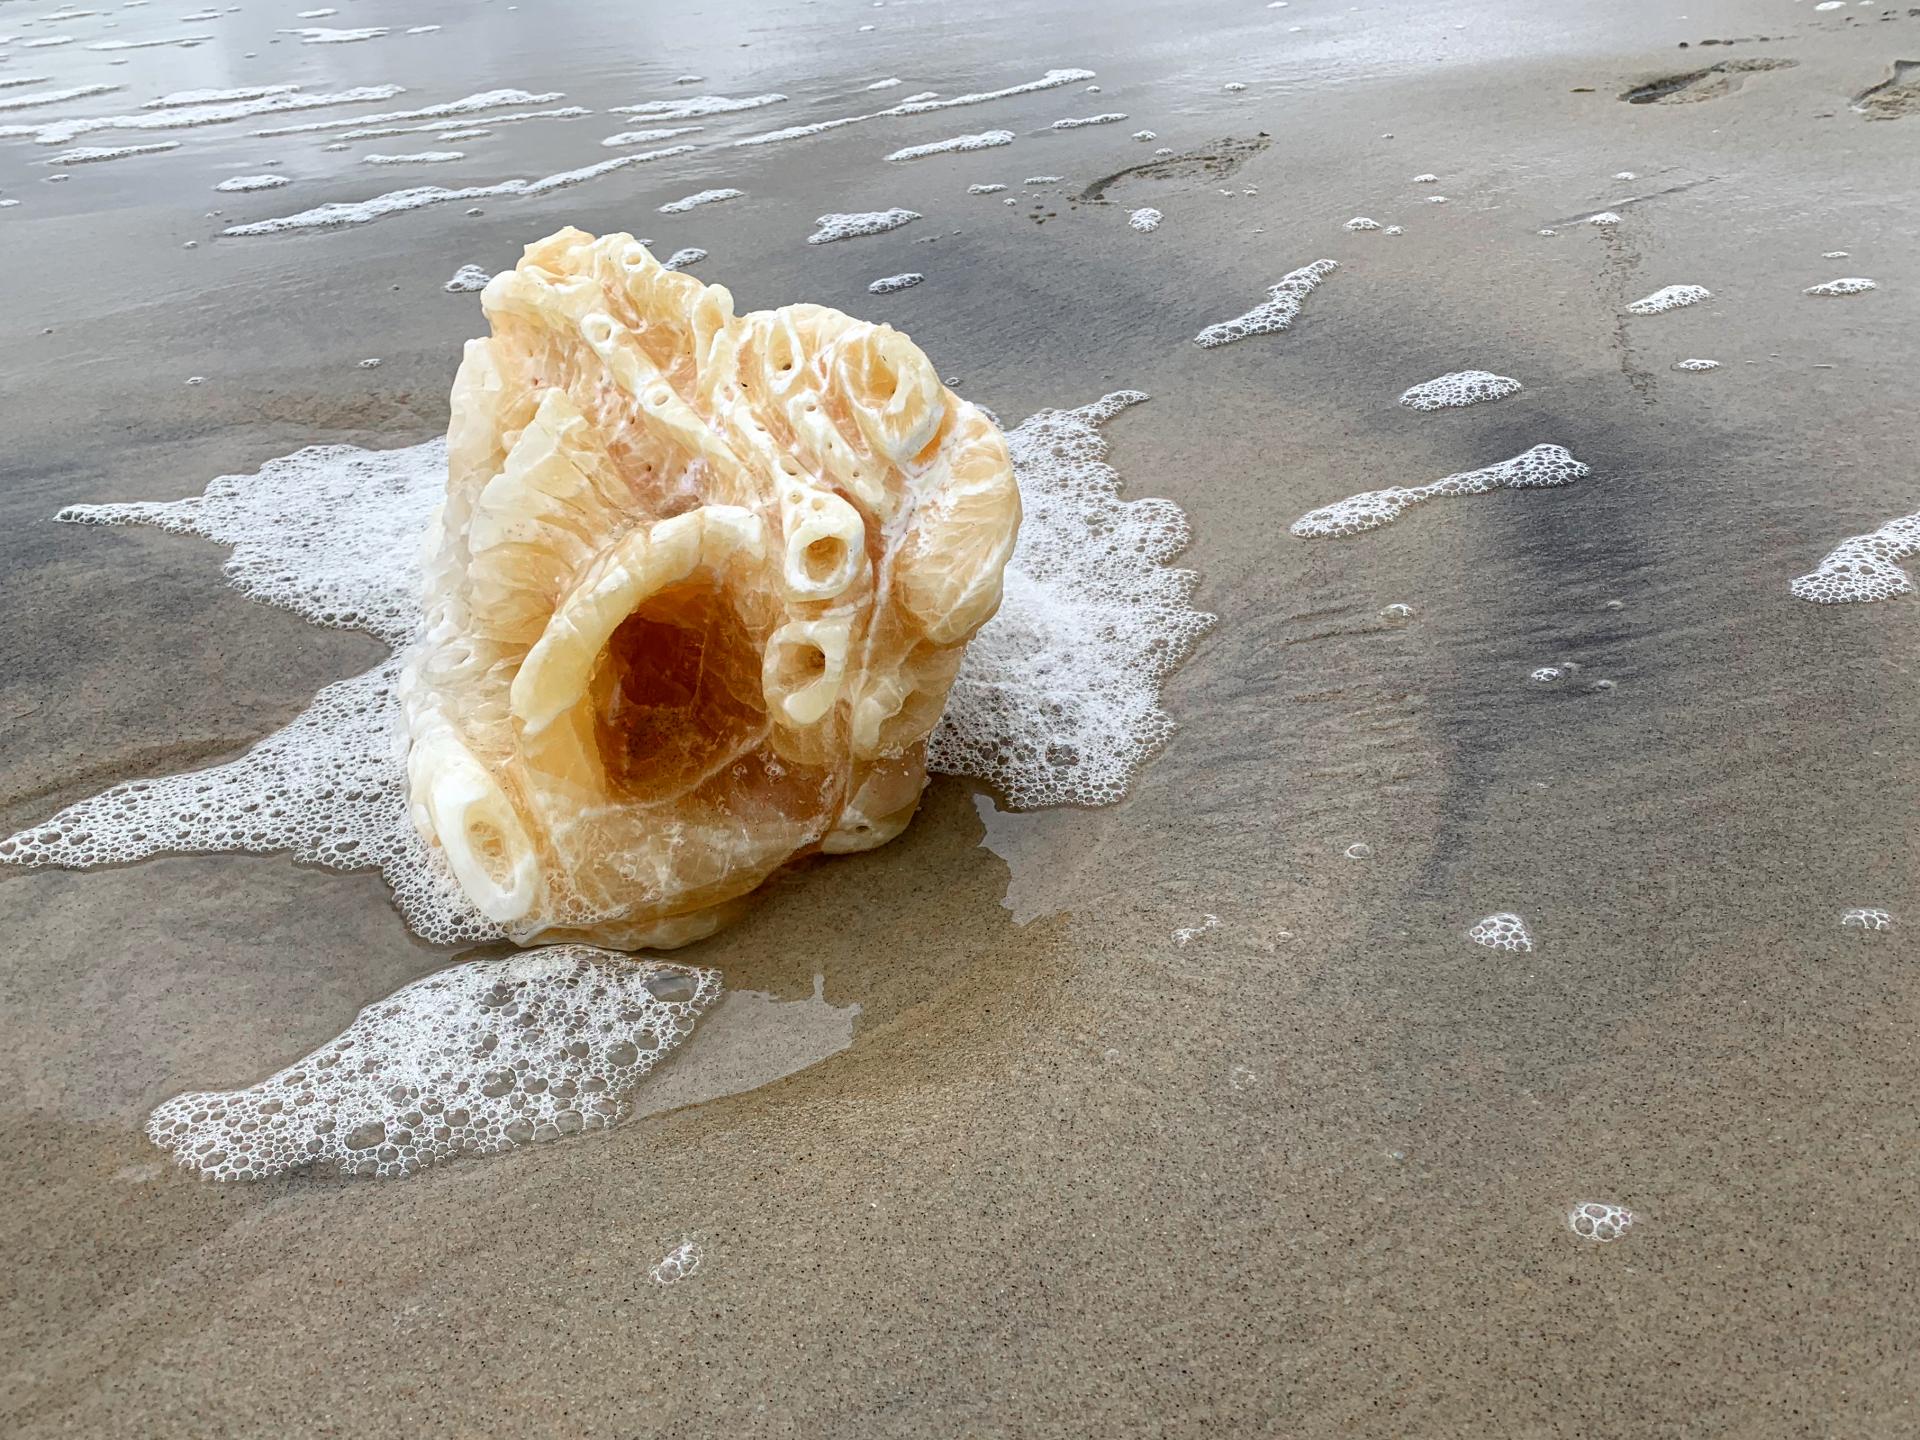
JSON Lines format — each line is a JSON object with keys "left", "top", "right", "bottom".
{"left": 5, "top": 0, "right": 1920, "bottom": 1434}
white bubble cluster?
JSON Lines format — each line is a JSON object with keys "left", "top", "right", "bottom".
{"left": 1290, "top": 443, "right": 1590, "bottom": 539}
{"left": 866, "top": 271, "right": 923, "bottom": 294}
{"left": 656, "top": 186, "right": 745, "bottom": 214}
{"left": 1530, "top": 666, "right": 1562, "bottom": 683}
{"left": 930, "top": 392, "right": 1214, "bottom": 808}
{"left": 1626, "top": 284, "right": 1711, "bottom": 315}
{"left": 1050, "top": 112, "right": 1128, "bottom": 129}
{"left": 1193, "top": 258, "right": 1337, "bottom": 348}
{"left": 1587, "top": 211, "right": 1622, "bottom": 227}
{"left": 1397, "top": 369, "right": 1522, "bottom": 411}
{"left": 1841, "top": 907, "right": 1894, "bottom": 931}
{"left": 444, "top": 263, "right": 491, "bottom": 292}
{"left": 1804, "top": 277, "right": 1877, "bottom": 297}
{"left": 806, "top": 206, "right": 920, "bottom": 243}
{"left": 884, "top": 128, "right": 1014, "bottom": 161}
{"left": 966, "top": 182, "right": 1007, "bottom": 194}
{"left": 650, "top": 1237, "right": 705, "bottom": 1285}
{"left": 1568, "top": 1201, "right": 1633, "bottom": 1241}
{"left": 1343, "top": 216, "right": 1381, "bottom": 231}
{"left": 661, "top": 246, "right": 706, "bottom": 271}
{"left": 1172, "top": 914, "right": 1219, "bottom": 946}
{"left": 1790, "top": 509, "right": 1920, "bottom": 604}
{"left": 1672, "top": 358, "right": 1719, "bottom": 371}
{"left": 212, "top": 172, "right": 289, "bottom": 192}
{"left": 1468, "top": 912, "right": 1533, "bottom": 952}
{"left": 1411, "top": 173, "right": 1437, "bottom": 183}
{"left": 146, "top": 948, "right": 719, "bottom": 1180}
{"left": 1128, "top": 206, "right": 1162, "bottom": 232}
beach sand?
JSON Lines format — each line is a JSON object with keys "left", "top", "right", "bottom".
{"left": 4, "top": 0, "right": 1920, "bottom": 1433}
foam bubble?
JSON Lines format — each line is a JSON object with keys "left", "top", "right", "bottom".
{"left": 866, "top": 77, "right": 903, "bottom": 90}
{"left": 661, "top": 246, "right": 705, "bottom": 270}
{"left": 1672, "top": 357, "right": 1719, "bottom": 371}
{"left": 1291, "top": 443, "right": 1588, "bottom": 538}
{"left": 4, "top": 84, "right": 405, "bottom": 146}
{"left": 277, "top": 25, "right": 388, "bottom": 43}
{"left": 1050, "top": 112, "right": 1127, "bottom": 128}
{"left": 1128, "top": 206, "right": 1162, "bottom": 232}
{"left": 1426, "top": 195, "right": 1448, "bottom": 204}
{"left": 252, "top": 89, "right": 562, "bottom": 138}
{"left": 657, "top": 186, "right": 744, "bottom": 213}
{"left": 437, "top": 127, "right": 491, "bottom": 142}
{"left": 444, "top": 263, "right": 491, "bottom": 292}
{"left": 1, "top": 83, "right": 123, "bottom": 113}
{"left": 223, "top": 151, "right": 692, "bottom": 235}
{"left": 1613, "top": 170, "right": 1638, "bottom": 180}
{"left": 1383, "top": 225, "right": 1403, "bottom": 235}
{"left": 147, "top": 84, "right": 298, "bottom": 108}
{"left": 610, "top": 92, "right": 785, "bottom": 120}
{"left": 867, "top": 271, "right": 923, "bottom": 294}
{"left": 336, "top": 107, "right": 588, "bottom": 142}
{"left": 1193, "top": 258, "right": 1337, "bottom": 348}
{"left": 1804, "top": 277, "right": 1876, "bottom": 296}
{"left": 1821, "top": 250, "right": 1850, "bottom": 259}
{"left": 967, "top": 182, "right": 1007, "bottom": 194}
{"left": 734, "top": 70, "right": 1094, "bottom": 150}
{"left": 146, "top": 948, "right": 719, "bottom": 1180}
{"left": 406, "top": 24, "right": 440, "bottom": 34}
{"left": 1023, "top": 174, "right": 1063, "bottom": 184}
{"left": 1841, "top": 907, "right": 1893, "bottom": 931}
{"left": 650, "top": 1237, "right": 705, "bottom": 1284}
{"left": 601, "top": 124, "right": 701, "bottom": 146}
{"left": 1468, "top": 912, "right": 1533, "bottom": 952}
{"left": 1587, "top": 211, "right": 1622, "bottom": 226}
{"left": 1411, "top": 172, "right": 1438, "bottom": 183}
{"left": 1397, "top": 369, "right": 1522, "bottom": 411}
{"left": 362, "top": 150, "right": 465, "bottom": 165}
{"left": 929, "top": 391, "right": 1213, "bottom": 807}
{"left": 885, "top": 128, "right": 1013, "bottom": 161}
{"left": 1791, "top": 509, "right": 1920, "bottom": 603}
{"left": 47, "top": 140, "right": 177, "bottom": 163}
{"left": 1132, "top": 128, "right": 1157, "bottom": 140}
{"left": 806, "top": 206, "right": 920, "bottom": 243}
{"left": 84, "top": 34, "right": 213, "bottom": 50}
{"left": 1172, "top": 914, "right": 1219, "bottom": 946}
{"left": 1344, "top": 842, "right": 1373, "bottom": 859}
{"left": 1343, "top": 216, "right": 1381, "bottom": 231}
{"left": 1626, "top": 284, "right": 1711, "bottom": 314}
{"left": 1530, "top": 666, "right": 1561, "bottom": 683}
{"left": 1568, "top": 1202, "right": 1633, "bottom": 1241}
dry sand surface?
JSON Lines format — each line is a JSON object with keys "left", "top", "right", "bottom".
{"left": 4, "top": 0, "right": 1920, "bottom": 1434}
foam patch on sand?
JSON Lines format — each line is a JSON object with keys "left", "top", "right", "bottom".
{"left": 611, "top": 92, "right": 785, "bottom": 120}
{"left": 867, "top": 271, "right": 923, "bottom": 293}
{"left": 6, "top": 389, "right": 1209, "bottom": 921}
{"left": 885, "top": 128, "right": 1013, "bottom": 161}
{"left": 928, "top": 391, "right": 1213, "bottom": 807}
{"left": 1291, "top": 444, "right": 1590, "bottom": 538}
{"left": 214, "top": 173, "right": 289, "bottom": 191}
{"left": 1193, "top": 259, "right": 1337, "bottom": 348}
{"left": 3, "top": 84, "right": 404, "bottom": 146}
{"left": 1128, "top": 206, "right": 1161, "bottom": 232}
{"left": 657, "top": 186, "right": 743, "bottom": 213}
{"left": 344, "top": 107, "right": 588, "bottom": 142}
{"left": 1568, "top": 1202, "right": 1632, "bottom": 1241}
{"left": 1469, "top": 912, "right": 1534, "bottom": 952}
{"left": 735, "top": 67, "right": 1093, "bottom": 148}
{"left": 48, "top": 141, "right": 177, "bottom": 163}
{"left": 1804, "top": 277, "right": 1877, "bottom": 297}
{"left": 1050, "top": 112, "right": 1127, "bottom": 128}
{"left": 278, "top": 25, "right": 388, "bottom": 43}
{"left": 146, "top": 84, "right": 300, "bottom": 108}
{"left": 1626, "top": 284, "right": 1710, "bottom": 314}
{"left": 1398, "top": 369, "right": 1522, "bottom": 411}
{"left": 146, "top": 948, "right": 719, "bottom": 1180}
{"left": 807, "top": 206, "right": 919, "bottom": 243}
{"left": 363, "top": 150, "right": 464, "bottom": 165}
{"left": 602, "top": 125, "right": 702, "bottom": 147}
{"left": 223, "top": 150, "right": 692, "bottom": 235}
{"left": 252, "top": 89, "right": 562, "bottom": 137}
{"left": 444, "top": 263, "right": 491, "bottom": 291}
{"left": 0, "top": 83, "right": 120, "bottom": 112}
{"left": 661, "top": 246, "right": 705, "bottom": 270}
{"left": 1673, "top": 358, "right": 1719, "bottom": 372}
{"left": 1790, "top": 509, "right": 1920, "bottom": 604}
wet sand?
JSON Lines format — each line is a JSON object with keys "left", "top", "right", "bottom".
{"left": 5, "top": 0, "right": 1920, "bottom": 1433}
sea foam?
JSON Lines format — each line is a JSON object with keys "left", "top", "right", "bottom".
{"left": 1193, "top": 259, "right": 1337, "bottom": 348}
{"left": 1790, "top": 509, "right": 1920, "bottom": 604}
{"left": 1397, "top": 369, "right": 1522, "bottom": 411}
{"left": 807, "top": 207, "right": 919, "bottom": 243}
{"left": 146, "top": 948, "right": 720, "bottom": 1180}
{"left": 885, "top": 128, "right": 1013, "bottom": 161}
{"left": 1291, "top": 444, "right": 1590, "bottom": 538}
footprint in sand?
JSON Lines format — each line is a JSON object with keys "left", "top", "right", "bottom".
{"left": 1619, "top": 57, "right": 1796, "bottom": 105}
{"left": 1853, "top": 59, "right": 1920, "bottom": 119}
